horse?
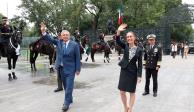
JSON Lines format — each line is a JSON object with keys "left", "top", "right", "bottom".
{"left": 29, "top": 38, "right": 56, "bottom": 73}
{"left": 0, "top": 28, "right": 23, "bottom": 81}
{"left": 90, "top": 40, "right": 111, "bottom": 63}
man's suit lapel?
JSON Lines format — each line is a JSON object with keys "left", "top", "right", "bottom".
{"left": 65, "top": 40, "right": 73, "bottom": 54}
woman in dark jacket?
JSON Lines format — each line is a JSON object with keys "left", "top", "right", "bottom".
{"left": 116, "top": 24, "right": 143, "bottom": 112}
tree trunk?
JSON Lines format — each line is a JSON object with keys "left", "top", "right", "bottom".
{"left": 92, "top": 5, "right": 103, "bottom": 39}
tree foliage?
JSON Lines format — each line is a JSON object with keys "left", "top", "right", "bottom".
{"left": 0, "top": 13, "right": 5, "bottom": 24}
{"left": 18, "top": 0, "right": 193, "bottom": 41}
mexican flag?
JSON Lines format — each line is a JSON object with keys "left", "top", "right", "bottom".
{"left": 118, "top": 4, "right": 124, "bottom": 25}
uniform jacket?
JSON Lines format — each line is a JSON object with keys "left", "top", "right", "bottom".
{"left": 143, "top": 45, "right": 162, "bottom": 69}
{"left": 0, "top": 24, "right": 13, "bottom": 42}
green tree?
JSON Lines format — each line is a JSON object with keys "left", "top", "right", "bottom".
{"left": 10, "top": 15, "right": 27, "bottom": 31}
{"left": 0, "top": 13, "right": 5, "bottom": 23}
{"left": 18, "top": 0, "right": 193, "bottom": 41}
{"left": 19, "top": 0, "right": 85, "bottom": 35}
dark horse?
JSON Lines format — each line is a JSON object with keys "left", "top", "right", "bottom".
{"left": 0, "top": 28, "right": 23, "bottom": 81}
{"left": 29, "top": 38, "right": 56, "bottom": 72}
{"left": 91, "top": 42, "right": 111, "bottom": 63}
{"left": 91, "top": 39, "right": 111, "bottom": 63}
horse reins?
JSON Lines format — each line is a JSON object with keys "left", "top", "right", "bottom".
{"left": 9, "top": 37, "right": 17, "bottom": 50}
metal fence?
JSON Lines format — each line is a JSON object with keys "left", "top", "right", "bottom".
{"left": 21, "top": 37, "right": 40, "bottom": 48}
{"left": 125, "top": 27, "right": 171, "bottom": 55}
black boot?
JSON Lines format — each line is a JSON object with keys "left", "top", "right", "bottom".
{"left": 50, "top": 67, "right": 54, "bottom": 73}
{"left": 8, "top": 73, "right": 13, "bottom": 81}
{"left": 85, "top": 57, "right": 88, "bottom": 62}
{"left": 107, "top": 59, "right": 110, "bottom": 63}
{"left": 12, "top": 72, "right": 17, "bottom": 80}
{"left": 107, "top": 58, "right": 110, "bottom": 63}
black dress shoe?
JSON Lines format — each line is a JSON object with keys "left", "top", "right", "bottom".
{"left": 54, "top": 88, "right": 63, "bottom": 92}
{"left": 8, "top": 73, "right": 13, "bottom": 81}
{"left": 62, "top": 105, "right": 69, "bottom": 111}
{"left": 12, "top": 72, "right": 17, "bottom": 80}
{"left": 142, "top": 92, "right": 149, "bottom": 96}
{"left": 153, "top": 93, "right": 157, "bottom": 97}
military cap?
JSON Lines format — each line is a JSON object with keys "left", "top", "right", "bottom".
{"left": 147, "top": 34, "right": 156, "bottom": 40}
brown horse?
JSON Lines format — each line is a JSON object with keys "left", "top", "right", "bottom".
{"left": 90, "top": 41, "right": 111, "bottom": 63}
{"left": 29, "top": 39, "right": 56, "bottom": 72}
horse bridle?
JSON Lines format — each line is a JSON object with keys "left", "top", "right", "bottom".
{"left": 9, "top": 31, "right": 21, "bottom": 50}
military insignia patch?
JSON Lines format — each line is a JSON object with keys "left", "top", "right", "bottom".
{"left": 154, "top": 48, "right": 158, "bottom": 52}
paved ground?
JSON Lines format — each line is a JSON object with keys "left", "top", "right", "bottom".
{"left": 0, "top": 53, "right": 194, "bottom": 112}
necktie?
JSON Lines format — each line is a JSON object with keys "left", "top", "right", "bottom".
{"left": 64, "top": 42, "right": 67, "bottom": 54}
{"left": 60, "top": 41, "right": 63, "bottom": 66}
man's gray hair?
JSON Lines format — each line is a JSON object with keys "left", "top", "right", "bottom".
{"left": 61, "top": 30, "right": 70, "bottom": 35}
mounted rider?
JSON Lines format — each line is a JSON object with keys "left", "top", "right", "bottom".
{"left": 98, "top": 32, "right": 107, "bottom": 47}
{"left": 73, "top": 27, "right": 81, "bottom": 44}
{"left": 107, "top": 17, "right": 116, "bottom": 34}
{"left": 0, "top": 16, "right": 20, "bottom": 57}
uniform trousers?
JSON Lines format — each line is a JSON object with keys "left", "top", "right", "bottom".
{"left": 145, "top": 68, "right": 158, "bottom": 93}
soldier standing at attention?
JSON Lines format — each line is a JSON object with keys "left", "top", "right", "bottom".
{"left": 142, "top": 34, "right": 162, "bottom": 97}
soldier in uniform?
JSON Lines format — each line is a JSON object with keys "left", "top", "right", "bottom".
{"left": 142, "top": 34, "right": 162, "bottom": 97}
{"left": 0, "top": 17, "right": 20, "bottom": 58}
{"left": 99, "top": 32, "right": 105, "bottom": 42}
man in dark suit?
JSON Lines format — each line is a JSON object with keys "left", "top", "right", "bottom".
{"left": 40, "top": 23, "right": 81, "bottom": 111}
{"left": 142, "top": 34, "right": 162, "bottom": 97}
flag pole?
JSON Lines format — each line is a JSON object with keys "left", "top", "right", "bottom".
{"left": 118, "top": 0, "right": 124, "bottom": 25}
{"left": 7, "top": 2, "right": 9, "bottom": 18}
